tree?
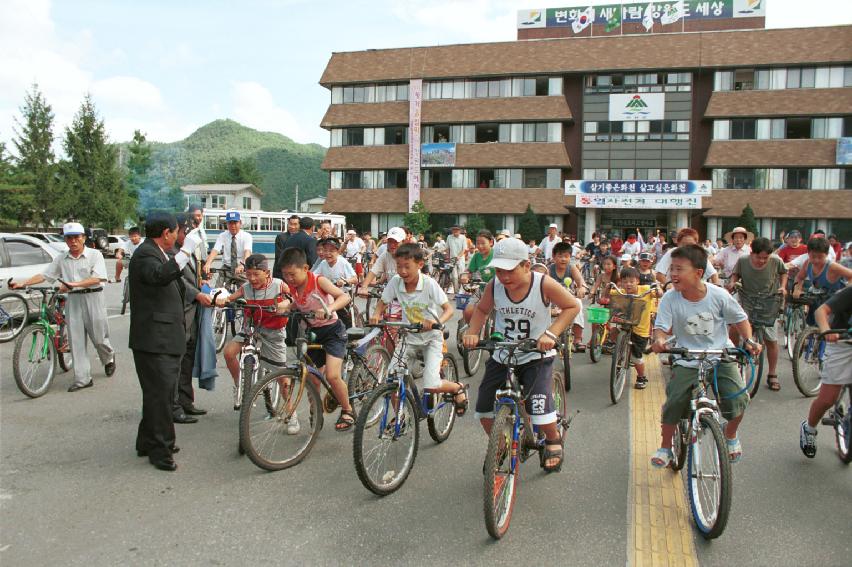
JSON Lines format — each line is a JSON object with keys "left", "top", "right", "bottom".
{"left": 517, "top": 204, "right": 543, "bottom": 244}
{"left": 0, "top": 142, "right": 36, "bottom": 226}
{"left": 464, "top": 215, "right": 486, "bottom": 236}
{"left": 204, "top": 156, "right": 262, "bottom": 186}
{"left": 403, "top": 200, "right": 431, "bottom": 237}
{"left": 12, "top": 84, "right": 64, "bottom": 226}
{"left": 62, "top": 94, "right": 136, "bottom": 229}
{"left": 737, "top": 203, "right": 758, "bottom": 236}
{"left": 124, "top": 130, "right": 181, "bottom": 219}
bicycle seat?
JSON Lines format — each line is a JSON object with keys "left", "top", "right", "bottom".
{"left": 346, "top": 327, "right": 367, "bottom": 341}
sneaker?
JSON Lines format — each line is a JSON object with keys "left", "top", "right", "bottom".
{"left": 232, "top": 385, "right": 240, "bottom": 411}
{"left": 799, "top": 420, "right": 817, "bottom": 458}
{"left": 726, "top": 436, "right": 743, "bottom": 463}
{"left": 635, "top": 375, "right": 648, "bottom": 390}
{"left": 287, "top": 411, "right": 301, "bottom": 435}
{"left": 650, "top": 448, "right": 673, "bottom": 468}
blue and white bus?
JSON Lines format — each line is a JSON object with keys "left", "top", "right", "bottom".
{"left": 202, "top": 210, "right": 346, "bottom": 256}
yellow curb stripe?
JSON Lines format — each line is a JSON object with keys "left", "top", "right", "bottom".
{"left": 628, "top": 355, "right": 699, "bottom": 567}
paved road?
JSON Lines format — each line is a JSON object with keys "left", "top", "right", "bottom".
{"left": 1, "top": 270, "right": 849, "bottom": 566}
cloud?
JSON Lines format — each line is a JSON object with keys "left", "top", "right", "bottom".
{"left": 231, "top": 81, "right": 312, "bottom": 143}
{"left": 91, "top": 76, "right": 164, "bottom": 112}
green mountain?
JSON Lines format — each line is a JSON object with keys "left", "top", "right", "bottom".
{"left": 147, "top": 119, "right": 327, "bottom": 210}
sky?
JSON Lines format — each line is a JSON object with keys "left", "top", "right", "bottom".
{"left": 1, "top": 0, "right": 850, "bottom": 152}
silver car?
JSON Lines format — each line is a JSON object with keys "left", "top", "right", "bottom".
{"left": 0, "top": 233, "right": 60, "bottom": 282}
{"left": 19, "top": 232, "right": 69, "bottom": 253}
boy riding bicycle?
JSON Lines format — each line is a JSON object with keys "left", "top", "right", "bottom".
{"left": 369, "top": 243, "right": 468, "bottom": 414}
{"left": 799, "top": 284, "right": 852, "bottom": 458}
{"left": 650, "top": 245, "right": 761, "bottom": 468}
{"left": 463, "top": 238, "right": 579, "bottom": 472}
{"left": 611, "top": 266, "right": 659, "bottom": 390}
{"left": 549, "top": 242, "right": 588, "bottom": 353}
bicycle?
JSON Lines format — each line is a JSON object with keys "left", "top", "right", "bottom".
{"left": 663, "top": 346, "right": 748, "bottom": 540}
{"left": 433, "top": 257, "right": 454, "bottom": 294}
{"left": 791, "top": 290, "right": 834, "bottom": 398}
{"left": 209, "top": 267, "right": 247, "bottom": 352}
{"left": 238, "top": 314, "right": 389, "bottom": 471}
{"left": 338, "top": 283, "right": 365, "bottom": 329}
{"left": 810, "top": 328, "right": 852, "bottom": 464}
{"left": 580, "top": 259, "right": 596, "bottom": 287}
{"left": 606, "top": 284, "right": 657, "bottom": 404}
{"left": 587, "top": 291, "right": 612, "bottom": 364}
{"left": 455, "top": 274, "right": 493, "bottom": 376}
{"left": 0, "top": 280, "right": 30, "bottom": 343}
{"left": 12, "top": 286, "right": 74, "bottom": 398}
{"left": 352, "top": 321, "right": 460, "bottom": 495}
{"left": 472, "top": 336, "right": 571, "bottom": 540}
{"left": 734, "top": 283, "right": 782, "bottom": 398}
{"left": 783, "top": 293, "right": 812, "bottom": 359}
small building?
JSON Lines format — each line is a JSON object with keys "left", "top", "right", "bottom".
{"left": 299, "top": 197, "right": 326, "bottom": 214}
{"left": 181, "top": 184, "right": 263, "bottom": 211}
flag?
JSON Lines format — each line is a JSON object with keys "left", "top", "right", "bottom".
{"left": 605, "top": 9, "right": 621, "bottom": 32}
{"left": 661, "top": 0, "right": 684, "bottom": 25}
{"left": 572, "top": 6, "right": 595, "bottom": 34}
{"left": 642, "top": 2, "right": 655, "bottom": 32}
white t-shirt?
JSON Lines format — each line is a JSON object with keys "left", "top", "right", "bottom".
{"left": 212, "top": 230, "right": 253, "bottom": 266}
{"left": 539, "top": 235, "right": 560, "bottom": 261}
{"left": 370, "top": 250, "right": 397, "bottom": 281}
{"left": 655, "top": 249, "right": 718, "bottom": 282}
{"left": 122, "top": 238, "right": 144, "bottom": 256}
{"left": 620, "top": 240, "right": 642, "bottom": 258}
{"left": 314, "top": 258, "right": 356, "bottom": 283}
{"left": 344, "top": 238, "right": 365, "bottom": 262}
{"left": 433, "top": 240, "right": 448, "bottom": 255}
{"left": 715, "top": 245, "right": 751, "bottom": 278}
{"left": 790, "top": 245, "right": 836, "bottom": 268}
{"left": 447, "top": 234, "right": 466, "bottom": 259}
{"left": 654, "top": 283, "right": 747, "bottom": 368}
{"left": 381, "top": 273, "right": 448, "bottom": 345}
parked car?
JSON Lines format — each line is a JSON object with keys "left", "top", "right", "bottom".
{"left": 85, "top": 228, "right": 110, "bottom": 252}
{"left": 107, "top": 235, "right": 128, "bottom": 257}
{"left": 19, "top": 232, "right": 69, "bottom": 253}
{"left": 0, "top": 233, "right": 60, "bottom": 282}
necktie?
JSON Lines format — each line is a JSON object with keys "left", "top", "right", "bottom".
{"left": 230, "top": 234, "right": 238, "bottom": 275}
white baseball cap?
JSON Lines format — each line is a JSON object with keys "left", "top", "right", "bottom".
{"left": 346, "top": 229, "right": 357, "bottom": 236}
{"left": 488, "top": 238, "right": 529, "bottom": 271}
{"left": 386, "top": 227, "right": 406, "bottom": 242}
{"left": 548, "top": 223, "right": 558, "bottom": 229}
{"left": 620, "top": 254, "right": 632, "bottom": 262}
{"left": 62, "top": 222, "right": 85, "bottom": 236}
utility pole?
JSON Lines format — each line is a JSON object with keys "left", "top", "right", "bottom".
{"left": 294, "top": 184, "right": 299, "bottom": 212}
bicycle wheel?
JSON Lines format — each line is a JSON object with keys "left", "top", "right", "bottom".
{"left": 483, "top": 404, "right": 518, "bottom": 540}
{"left": 456, "top": 321, "right": 467, "bottom": 358}
{"left": 462, "top": 316, "right": 489, "bottom": 376}
{"left": 347, "top": 344, "right": 390, "bottom": 424}
{"left": 833, "top": 386, "right": 851, "bottom": 464}
{"left": 0, "top": 292, "right": 29, "bottom": 343}
{"left": 609, "top": 333, "right": 630, "bottom": 404}
{"left": 120, "top": 278, "right": 129, "bottom": 315}
{"left": 786, "top": 307, "right": 805, "bottom": 360}
{"left": 229, "top": 308, "right": 243, "bottom": 338}
{"left": 552, "top": 371, "right": 568, "bottom": 435}
{"left": 748, "top": 328, "right": 765, "bottom": 399}
{"left": 589, "top": 325, "right": 605, "bottom": 363}
{"left": 212, "top": 308, "right": 228, "bottom": 353}
{"left": 438, "top": 271, "right": 451, "bottom": 294}
{"left": 12, "top": 324, "right": 57, "bottom": 398}
{"left": 671, "top": 420, "right": 688, "bottom": 472}
{"left": 240, "top": 356, "right": 256, "bottom": 410}
{"left": 56, "top": 322, "right": 73, "bottom": 372}
{"left": 560, "top": 331, "right": 572, "bottom": 393}
{"left": 427, "top": 354, "right": 459, "bottom": 443}
{"left": 239, "top": 368, "right": 323, "bottom": 471}
{"left": 686, "top": 414, "right": 731, "bottom": 539}
{"left": 792, "top": 329, "right": 822, "bottom": 397}
{"left": 353, "top": 382, "right": 420, "bottom": 496}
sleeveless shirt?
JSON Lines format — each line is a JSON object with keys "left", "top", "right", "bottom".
{"left": 493, "top": 271, "right": 555, "bottom": 365}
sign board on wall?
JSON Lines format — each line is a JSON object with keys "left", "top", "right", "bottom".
{"left": 608, "top": 93, "right": 665, "bottom": 121}
{"left": 407, "top": 79, "right": 423, "bottom": 211}
{"left": 421, "top": 143, "right": 456, "bottom": 167}
{"left": 565, "top": 179, "right": 713, "bottom": 196}
{"left": 575, "top": 194, "right": 702, "bottom": 209}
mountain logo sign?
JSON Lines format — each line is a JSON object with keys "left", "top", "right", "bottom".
{"left": 608, "top": 92, "right": 665, "bottom": 121}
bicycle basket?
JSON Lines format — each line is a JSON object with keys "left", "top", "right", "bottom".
{"left": 586, "top": 306, "right": 611, "bottom": 324}
{"left": 739, "top": 293, "right": 781, "bottom": 327}
{"left": 608, "top": 294, "right": 646, "bottom": 327}
{"left": 455, "top": 293, "right": 472, "bottom": 310}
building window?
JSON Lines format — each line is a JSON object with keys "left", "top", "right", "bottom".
{"left": 384, "top": 126, "right": 408, "bottom": 145}
{"left": 342, "top": 171, "right": 362, "bottom": 189}
{"left": 337, "top": 82, "right": 408, "bottom": 104}
{"left": 475, "top": 123, "right": 499, "bottom": 143}
{"left": 524, "top": 169, "right": 547, "bottom": 189}
{"left": 785, "top": 168, "right": 810, "bottom": 190}
{"left": 242, "top": 197, "right": 251, "bottom": 209}
{"left": 377, "top": 214, "right": 405, "bottom": 233}
{"left": 714, "top": 169, "right": 764, "bottom": 189}
{"left": 209, "top": 195, "right": 226, "bottom": 208}
{"left": 785, "top": 117, "right": 811, "bottom": 139}
{"left": 345, "top": 128, "right": 365, "bottom": 146}
{"left": 730, "top": 119, "right": 756, "bottom": 140}
{"left": 422, "top": 169, "right": 453, "bottom": 189}
{"left": 385, "top": 170, "right": 407, "bottom": 189}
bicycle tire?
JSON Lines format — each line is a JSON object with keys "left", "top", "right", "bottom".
{"left": 456, "top": 321, "right": 467, "bottom": 358}
{"left": 56, "top": 322, "right": 73, "bottom": 373}
{"left": 12, "top": 324, "right": 57, "bottom": 398}
{"left": 483, "top": 404, "right": 518, "bottom": 540}
{"left": 347, "top": 344, "right": 390, "bottom": 421}
{"left": 462, "top": 316, "right": 490, "bottom": 376}
{"left": 792, "top": 328, "right": 822, "bottom": 398}
{"left": 785, "top": 307, "right": 805, "bottom": 360}
{"left": 834, "top": 386, "right": 851, "bottom": 464}
{"left": 120, "top": 278, "right": 129, "bottom": 315}
{"left": 552, "top": 371, "right": 568, "bottom": 435}
{"left": 427, "top": 354, "right": 458, "bottom": 443}
{"left": 560, "top": 333, "right": 572, "bottom": 393}
{"left": 0, "top": 292, "right": 29, "bottom": 343}
{"left": 353, "top": 382, "right": 420, "bottom": 496}
{"left": 229, "top": 309, "right": 243, "bottom": 339}
{"left": 686, "top": 414, "right": 731, "bottom": 540}
{"left": 671, "top": 420, "right": 688, "bottom": 471}
{"left": 589, "top": 325, "right": 605, "bottom": 363}
{"left": 364, "top": 295, "right": 374, "bottom": 322}
{"left": 240, "top": 357, "right": 255, "bottom": 410}
{"left": 239, "top": 369, "right": 323, "bottom": 471}
{"left": 609, "top": 333, "right": 630, "bottom": 404}
{"left": 212, "top": 308, "right": 228, "bottom": 353}
{"left": 748, "top": 328, "right": 765, "bottom": 399}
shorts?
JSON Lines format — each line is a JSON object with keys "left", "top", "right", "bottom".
{"left": 475, "top": 357, "right": 556, "bottom": 425}
{"left": 355, "top": 262, "right": 364, "bottom": 277}
{"left": 761, "top": 324, "right": 778, "bottom": 342}
{"left": 233, "top": 327, "right": 287, "bottom": 370}
{"left": 572, "top": 297, "right": 585, "bottom": 329}
{"left": 662, "top": 362, "right": 749, "bottom": 425}
{"left": 630, "top": 333, "right": 648, "bottom": 361}
{"left": 821, "top": 342, "right": 852, "bottom": 385}
{"left": 305, "top": 320, "right": 347, "bottom": 368}
{"left": 402, "top": 339, "right": 444, "bottom": 390}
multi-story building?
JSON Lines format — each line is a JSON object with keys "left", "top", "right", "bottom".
{"left": 319, "top": 20, "right": 852, "bottom": 242}
{"left": 182, "top": 184, "right": 263, "bottom": 212}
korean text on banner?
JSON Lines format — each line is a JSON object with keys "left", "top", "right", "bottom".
{"left": 575, "top": 194, "right": 703, "bottom": 209}
{"left": 408, "top": 79, "right": 423, "bottom": 211}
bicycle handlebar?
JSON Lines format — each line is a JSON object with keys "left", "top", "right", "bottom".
{"left": 606, "top": 282, "right": 659, "bottom": 298}
{"left": 366, "top": 321, "right": 444, "bottom": 332}
{"left": 666, "top": 347, "right": 743, "bottom": 359}
{"left": 473, "top": 338, "right": 541, "bottom": 353}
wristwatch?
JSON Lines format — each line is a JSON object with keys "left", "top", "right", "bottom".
{"left": 744, "top": 338, "right": 759, "bottom": 348}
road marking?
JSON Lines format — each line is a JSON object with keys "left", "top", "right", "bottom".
{"left": 628, "top": 355, "right": 699, "bottom": 567}
{"left": 107, "top": 314, "right": 124, "bottom": 320}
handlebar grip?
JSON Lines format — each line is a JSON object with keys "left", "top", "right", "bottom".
{"left": 668, "top": 347, "right": 688, "bottom": 356}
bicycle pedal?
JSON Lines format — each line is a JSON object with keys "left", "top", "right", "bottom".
{"left": 821, "top": 415, "right": 836, "bottom": 426}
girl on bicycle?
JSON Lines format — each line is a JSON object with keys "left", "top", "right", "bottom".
{"left": 461, "top": 230, "right": 496, "bottom": 323}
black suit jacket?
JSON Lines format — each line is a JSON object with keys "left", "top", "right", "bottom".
{"left": 274, "top": 230, "right": 316, "bottom": 277}
{"left": 129, "top": 239, "right": 187, "bottom": 356}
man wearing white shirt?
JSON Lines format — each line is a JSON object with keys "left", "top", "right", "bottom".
{"left": 203, "top": 210, "right": 253, "bottom": 281}
{"left": 715, "top": 226, "right": 752, "bottom": 282}
{"left": 539, "top": 223, "right": 560, "bottom": 261}
{"left": 655, "top": 228, "right": 719, "bottom": 285}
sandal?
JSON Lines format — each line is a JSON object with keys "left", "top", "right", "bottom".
{"left": 542, "top": 439, "right": 563, "bottom": 473}
{"left": 453, "top": 384, "right": 470, "bottom": 417}
{"left": 573, "top": 342, "right": 586, "bottom": 353}
{"left": 335, "top": 409, "right": 356, "bottom": 432}
{"left": 651, "top": 448, "right": 673, "bottom": 468}
{"left": 767, "top": 374, "right": 781, "bottom": 392}
{"left": 727, "top": 437, "right": 743, "bottom": 463}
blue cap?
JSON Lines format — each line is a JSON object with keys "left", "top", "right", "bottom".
{"left": 225, "top": 211, "right": 241, "bottom": 222}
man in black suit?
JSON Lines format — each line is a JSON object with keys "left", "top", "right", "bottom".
{"left": 273, "top": 214, "right": 301, "bottom": 277}
{"left": 129, "top": 211, "right": 203, "bottom": 472}
{"left": 274, "top": 216, "right": 317, "bottom": 277}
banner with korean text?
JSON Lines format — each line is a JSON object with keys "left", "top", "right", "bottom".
{"left": 408, "top": 79, "right": 423, "bottom": 211}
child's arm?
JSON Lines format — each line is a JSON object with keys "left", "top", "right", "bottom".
{"left": 276, "top": 282, "right": 292, "bottom": 313}
{"left": 828, "top": 262, "right": 852, "bottom": 283}
{"left": 369, "top": 300, "right": 387, "bottom": 324}
{"left": 793, "top": 260, "right": 808, "bottom": 296}
{"left": 569, "top": 263, "right": 586, "bottom": 298}
{"left": 423, "top": 301, "right": 454, "bottom": 331}
{"left": 216, "top": 286, "right": 244, "bottom": 306}
{"left": 542, "top": 276, "right": 580, "bottom": 351}
{"left": 463, "top": 280, "right": 495, "bottom": 349}
{"left": 316, "top": 276, "right": 350, "bottom": 317}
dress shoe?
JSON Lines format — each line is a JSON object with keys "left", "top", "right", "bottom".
{"left": 104, "top": 361, "right": 116, "bottom": 377}
{"left": 150, "top": 457, "right": 177, "bottom": 472}
{"left": 173, "top": 413, "right": 198, "bottom": 424}
{"left": 183, "top": 405, "right": 207, "bottom": 416}
{"left": 68, "top": 381, "right": 93, "bottom": 392}
{"left": 137, "top": 446, "right": 179, "bottom": 457}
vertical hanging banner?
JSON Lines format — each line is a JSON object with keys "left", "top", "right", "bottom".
{"left": 408, "top": 79, "right": 423, "bottom": 211}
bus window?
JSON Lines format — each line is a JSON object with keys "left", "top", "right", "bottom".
{"left": 272, "top": 217, "right": 283, "bottom": 231}
{"left": 260, "top": 216, "right": 271, "bottom": 231}
{"left": 205, "top": 216, "right": 219, "bottom": 230}
{"left": 218, "top": 216, "right": 226, "bottom": 230}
